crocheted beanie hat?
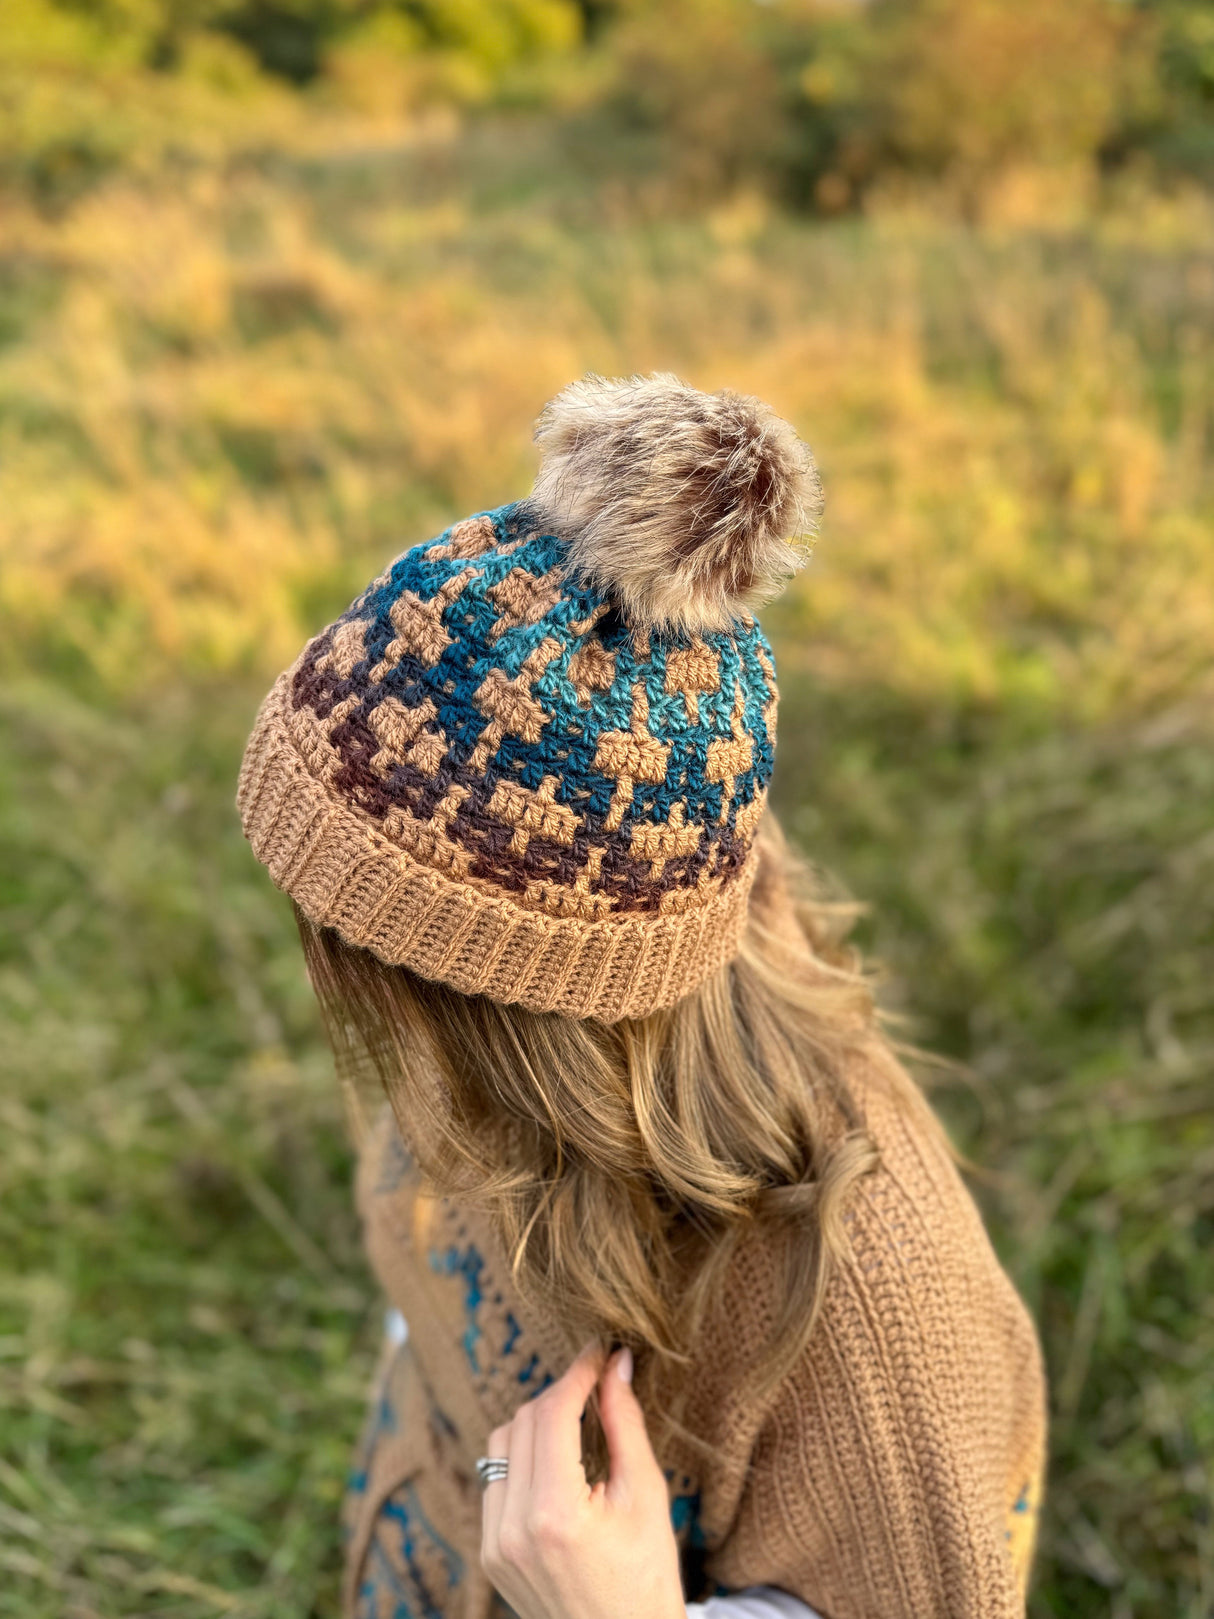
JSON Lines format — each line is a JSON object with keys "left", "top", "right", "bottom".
{"left": 237, "top": 374, "right": 818, "bottom": 1022}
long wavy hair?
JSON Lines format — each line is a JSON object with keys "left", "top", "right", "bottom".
{"left": 298, "top": 814, "right": 881, "bottom": 1458}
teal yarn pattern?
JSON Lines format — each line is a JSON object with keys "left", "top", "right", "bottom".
{"left": 287, "top": 502, "right": 778, "bottom": 919}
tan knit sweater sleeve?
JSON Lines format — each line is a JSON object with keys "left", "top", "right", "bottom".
{"left": 708, "top": 1044, "right": 1047, "bottom": 1619}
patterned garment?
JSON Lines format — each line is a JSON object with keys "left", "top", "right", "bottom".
{"left": 344, "top": 1333, "right": 710, "bottom": 1619}
{"left": 343, "top": 1345, "right": 470, "bottom": 1619}
{"left": 342, "top": 1121, "right": 716, "bottom": 1619}
{"left": 345, "top": 1323, "right": 1044, "bottom": 1619}
{"left": 292, "top": 504, "right": 777, "bottom": 917}
{"left": 238, "top": 503, "right": 780, "bottom": 1021}
{"left": 341, "top": 1103, "right": 1045, "bottom": 1619}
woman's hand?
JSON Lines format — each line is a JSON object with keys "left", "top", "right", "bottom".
{"left": 480, "top": 1343, "right": 685, "bottom": 1619}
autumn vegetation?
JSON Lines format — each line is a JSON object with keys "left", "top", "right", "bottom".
{"left": 1, "top": 3, "right": 1211, "bottom": 1616}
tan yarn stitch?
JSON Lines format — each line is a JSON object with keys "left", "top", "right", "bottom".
{"left": 343, "top": 1033, "right": 1048, "bottom": 1619}
{"left": 664, "top": 640, "right": 721, "bottom": 723}
{"left": 238, "top": 378, "right": 818, "bottom": 1020}
{"left": 237, "top": 673, "right": 758, "bottom": 1020}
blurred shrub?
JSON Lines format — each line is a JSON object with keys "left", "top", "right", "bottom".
{"left": 2, "top": 0, "right": 1211, "bottom": 208}
{"left": 209, "top": 0, "right": 370, "bottom": 84}
{"left": 0, "top": 3, "right": 300, "bottom": 210}
{"left": 0, "top": 0, "right": 584, "bottom": 86}
{"left": 582, "top": 0, "right": 1173, "bottom": 215}
{"left": 325, "top": 0, "right": 582, "bottom": 113}
{"left": 858, "top": 0, "right": 1149, "bottom": 212}
{"left": 1120, "top": 0, "right": 1214, "bottom": 178}
{"left": 538, "top": 0, "right": 1213, "bottom": 214}
{"left": 577, "top": 0, "right": 788, "bottom": 205}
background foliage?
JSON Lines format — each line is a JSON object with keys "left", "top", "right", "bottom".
{"left": 1, "top": 3, "right": 1212, "bottom": 1617}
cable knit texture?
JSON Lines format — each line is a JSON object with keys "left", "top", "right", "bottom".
{"left": 342, "top": 1038, "right": 1046, "bottom": 1619}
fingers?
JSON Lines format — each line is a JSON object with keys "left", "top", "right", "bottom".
{"left": 530, "top": 1342, "right": 605, "bottom": 1500}
{"left": 598, "top": 1347, "right": 660, "bottom": 1506}
{"left": 480, "top": 1422, "right": 512, "bottom": 1559}
{"left": 484, "top": 1342, "right": 608, "bottom": 1586}
{"left": 497, "top": 1398, "right": 536, "bottom": 1555}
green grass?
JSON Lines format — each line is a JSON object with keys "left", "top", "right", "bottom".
{"left": 3, "top": 667, "right": 1211, "bottom": 1617}
{"left": 0, "top": 682, "right": 376, "bottom": 1617}
{"left": 1, "top": 104, "right": 1212, "bottom": 1619}
{"left": 774, "top": 679, "right": 1214, "bottom": 1618}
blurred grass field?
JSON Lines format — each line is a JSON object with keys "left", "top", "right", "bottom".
{"left": 2, "top": 20, "right": 1213, "bottom": 1619}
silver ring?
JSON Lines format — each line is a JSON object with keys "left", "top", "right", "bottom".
{"left": 476, "top": 1456, "right": 509, "bottom": 1489}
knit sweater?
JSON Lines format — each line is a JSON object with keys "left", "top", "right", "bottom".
{"left": 342, "top": 1040, "right": 1047, "bottom": 1619}
{"left": 378, "top": 1311, "right": 822, "bottom": 1619}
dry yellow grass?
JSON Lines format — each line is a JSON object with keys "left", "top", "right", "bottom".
{"left": 3, "top": 124, "right": 1210, "bottom": 716}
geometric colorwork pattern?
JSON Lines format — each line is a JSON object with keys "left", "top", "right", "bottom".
{"left": 290, "top": 503, "right": 778, "bottom": 921}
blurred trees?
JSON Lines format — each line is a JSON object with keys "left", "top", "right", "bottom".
{"left": 851, "top": 0, "right": 1146, "bottom": 208}
{"left": 3, "top": 0, "right": 1212, "bottom": 205}
{"left": 1126, "top": 0, "right": 1214, "bottom": 177}
{"left": 589, "top": 0, "right": 1180, "bottom": 213}
{"left": 3, "top": 0, "right": 584, "bottom": 83}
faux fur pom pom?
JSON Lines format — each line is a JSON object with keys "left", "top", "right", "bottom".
{"left": 527, "top": 373, "right": 819, "bottom": 634}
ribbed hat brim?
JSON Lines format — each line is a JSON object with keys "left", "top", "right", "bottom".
{"left": 237, "top": 674, "right": 757, "bottom": 1022}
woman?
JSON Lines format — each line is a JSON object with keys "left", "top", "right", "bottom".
{"left": 237, "top": 374, "right": 1047, "bottom": 1619}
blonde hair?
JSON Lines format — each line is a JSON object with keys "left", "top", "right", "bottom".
{"left": 298, "top": 815, "right": 879, "bottom": 1458}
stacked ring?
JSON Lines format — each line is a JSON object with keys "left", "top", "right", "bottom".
{"left": 476, "top": 1456, "right": 509, "bottom": 1488}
